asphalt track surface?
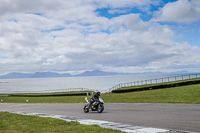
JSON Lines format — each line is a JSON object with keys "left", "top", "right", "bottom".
{"left": 0, "top": 103, "right": 200, "bottom": 132}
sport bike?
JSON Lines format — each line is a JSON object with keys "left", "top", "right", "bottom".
{"left": 83, "top": 97, "right": 104, "bottom": 113}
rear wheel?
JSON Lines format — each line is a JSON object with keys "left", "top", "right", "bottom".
{"left": 84, "top": 105, "right": 89, "bottom": 113}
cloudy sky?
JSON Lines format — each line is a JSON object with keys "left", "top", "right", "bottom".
{"left": 0, "top": 0, "right": 200, "bottom": 75}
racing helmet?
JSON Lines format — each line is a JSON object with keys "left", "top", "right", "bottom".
{"left": 96, "top": 91, "right": 101, "bottom": 96}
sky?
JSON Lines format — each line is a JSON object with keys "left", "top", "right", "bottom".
{"left": 0, "top": 0, "right": 200, "bottom": 75}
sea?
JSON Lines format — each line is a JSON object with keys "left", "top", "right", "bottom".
{"left": 0, "top": 73, "right": 197, "bottom": 94}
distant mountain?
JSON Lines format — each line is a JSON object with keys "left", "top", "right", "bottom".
{"left": 0, "top": 72, "right": 32, "bottom": 79}
{"left": 0, "top": 71, "right": 71, "bottom": 79}
{"left": 77, "top": 69, "right": 120, "bottom": 76}
{"left": 0, "top": 69, "right": 192, "bottom": 79}
{"left": 31, "top": 72, "right": 71, "bottom": 78}
{"left": 0, "top": 70, "right": 124, "bottom": 79}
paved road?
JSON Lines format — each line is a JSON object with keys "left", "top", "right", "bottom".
{"left": 0, "top": 103, "right": 200, "bottom": 132}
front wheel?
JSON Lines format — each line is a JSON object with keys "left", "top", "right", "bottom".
{"left": 97, "top": 104, "right": 104, "bottom": 113}
{"left": 84, "top": 105, "right": 89, "bottom": 113}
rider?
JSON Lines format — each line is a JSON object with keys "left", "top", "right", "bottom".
{"left": 89, "top": 91, "right": 101, "bottom": 108}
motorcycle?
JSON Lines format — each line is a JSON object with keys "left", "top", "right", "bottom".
{"left": 83, "top": 97, "right": 104, "bottom": 113}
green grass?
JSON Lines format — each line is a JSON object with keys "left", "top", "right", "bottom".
{"left": 0, "top": 95, "right": 86, "bottom": 103}
{"left": 1, "top": 80, "right": 199, "bottom": 133}
{"left": 0, "top": 112, "right": 122, "bottom": 133}
{"left": 1, "top": 82, "right": 200, "bottom": 104}
{"left": 102, "top": 84, "right": 200, "bottom": 103}
{"left": 0, "top": 91, "right": 91, "bottom": 103}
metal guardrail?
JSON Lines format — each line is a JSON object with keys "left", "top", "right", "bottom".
{"left": 0, "top": 95, "right": 10, "bottom": 97}
{"left": 109, "top": 73, "right": 200, "bottom": 92}
{"left": 0, "top": 88, "right": 94, "bottom": 94}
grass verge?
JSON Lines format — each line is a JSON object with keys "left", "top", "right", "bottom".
{"left": 0, "top": 112, "right": 122, "bottom": 133}
{"left": 1, "top": 82, "right": 200, "bottom": 104}
{"left": 102, "top": 84, "right": 200, "bottom": 103}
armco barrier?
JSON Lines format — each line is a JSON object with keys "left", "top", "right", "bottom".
{"left": 0, "top": 95, "right": 11, "bottom": 97}
{"left": 109, "top": 73, "right": 200, "bottom": 92}
{"left": 112, "top": 80, "right": 200, "bottom": 93}
{"left": 1, "top": 88, "right": 92, "bottom": 94}
{"left": 10, "top": 92, "right": 93, "bottom": 97}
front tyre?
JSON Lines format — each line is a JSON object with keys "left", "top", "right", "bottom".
{"left": 84, "top": 105, "right": 89, "bottom": 113}
{"left": 97, "top": 104, "right": 104, "bottom": 113}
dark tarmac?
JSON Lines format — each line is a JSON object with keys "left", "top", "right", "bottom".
{"left": 0, "top": 103, "right": 200, "bottom": 132}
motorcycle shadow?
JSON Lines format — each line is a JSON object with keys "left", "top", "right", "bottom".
{"left": 82, "top": 111, "right": 108, "bottom": 114}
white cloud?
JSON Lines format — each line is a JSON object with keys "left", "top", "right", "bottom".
{"left": 154, "top": 0, "right": 200, "bottom": 24}
{"left": 0, "top": 0, "right": 200, "bottom": 75}
{"left": 43, "top": 55, "right": 71, "bottom": 65}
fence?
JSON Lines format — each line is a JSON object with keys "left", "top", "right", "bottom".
{"left": 1, "top": 88, "right": 92, "bottom": 94}
{"left": 109, "top": 73, "right": 200, "bottom": 92}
